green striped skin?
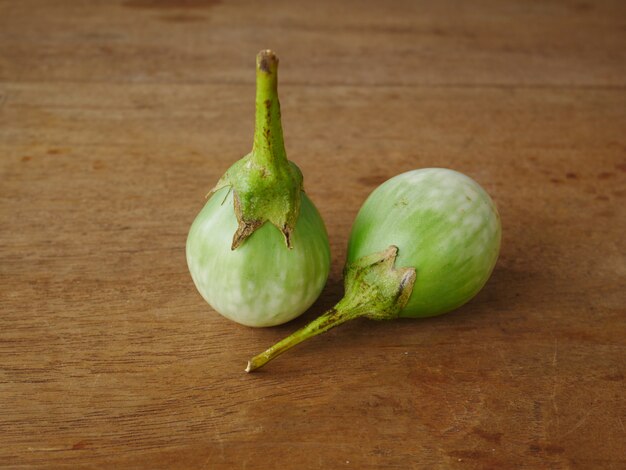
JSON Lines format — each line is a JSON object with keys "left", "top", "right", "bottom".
{"left": 347, "top": 168, "right": 501, "bottom": 318}
{"left": 186, "top": 187, "right": 331, "bottom": 327}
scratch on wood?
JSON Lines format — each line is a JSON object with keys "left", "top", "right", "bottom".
{"left": 497, "top": 348, "right": 515, "bottom": 378}
{"left": 551, "top": 338, "right": 560, "bottom": 431}
{"left": 201, "top": 440, "right": 225, "bottom": 469}
{"left": 552, "top": 338, "right": 558, "bottom": 368}
{"left": 551, "top": 382, "right": 560, "bottom": 432}
{"left": 85, "top": 373, "right": 102, "bottom": 405}
{"left": 561, "top": 405, "right": 595, "bottom": 438}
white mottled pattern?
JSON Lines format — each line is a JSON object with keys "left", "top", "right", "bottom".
{"left": 348, "top": 168, "right": 501, "bottom": 318}
{"left": 186, "top": 188, "right": 330, "bottom": 327}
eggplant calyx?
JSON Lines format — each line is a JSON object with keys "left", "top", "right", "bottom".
{"left": 341, "top": 245, "right": 417, "bottom": 321}
{"left": 209, "top": 157, "right": 303, "bottom": 250}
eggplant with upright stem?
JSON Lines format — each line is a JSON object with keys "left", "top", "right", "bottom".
{"left": 186, "top": 51, "right": 330, "bottom": 327}
{"left": 246, "top": 168, "right": 501, "bottom": 371}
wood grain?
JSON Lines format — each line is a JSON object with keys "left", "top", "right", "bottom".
{"left": 1, "top": 0, "right": 625, "bottom": 468}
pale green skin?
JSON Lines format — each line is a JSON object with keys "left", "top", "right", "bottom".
{"left": 186, "top": 187, "right": 330, "bottom": 327}
{"left": 347, "top": 168, "right": 501, "bottom": 318}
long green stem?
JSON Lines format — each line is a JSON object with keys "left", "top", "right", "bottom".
{"left": 245, "top": 304, "right": 363, "bottom": 372}
{"left": 252, "top": 50, "right": 287, "bottom": 168}
{"left": 245, "top": 246, "right": 417, "bottom": 372}
{"left": 209, "top": 50, "right": 303, "bottom": 249}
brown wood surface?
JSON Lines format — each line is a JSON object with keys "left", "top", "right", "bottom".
{"left": 1, "top": 0, "right": 625, "bottom": 468}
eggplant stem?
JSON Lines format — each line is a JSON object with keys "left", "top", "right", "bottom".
{"left": 245, "top": 306, "right": 362, "bottom": 373}
{"left": 206, "top": 50, "right": 303, "bottom": 250}
{"left": 245, "top": 245, "right": 417, "bottom": 372}
{"left": 252, "top": 50, "right": 287, "bottom": 168}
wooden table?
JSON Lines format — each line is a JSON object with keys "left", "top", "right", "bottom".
{"left": 1, "top": 1, "right": 624, "bottom": 468}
